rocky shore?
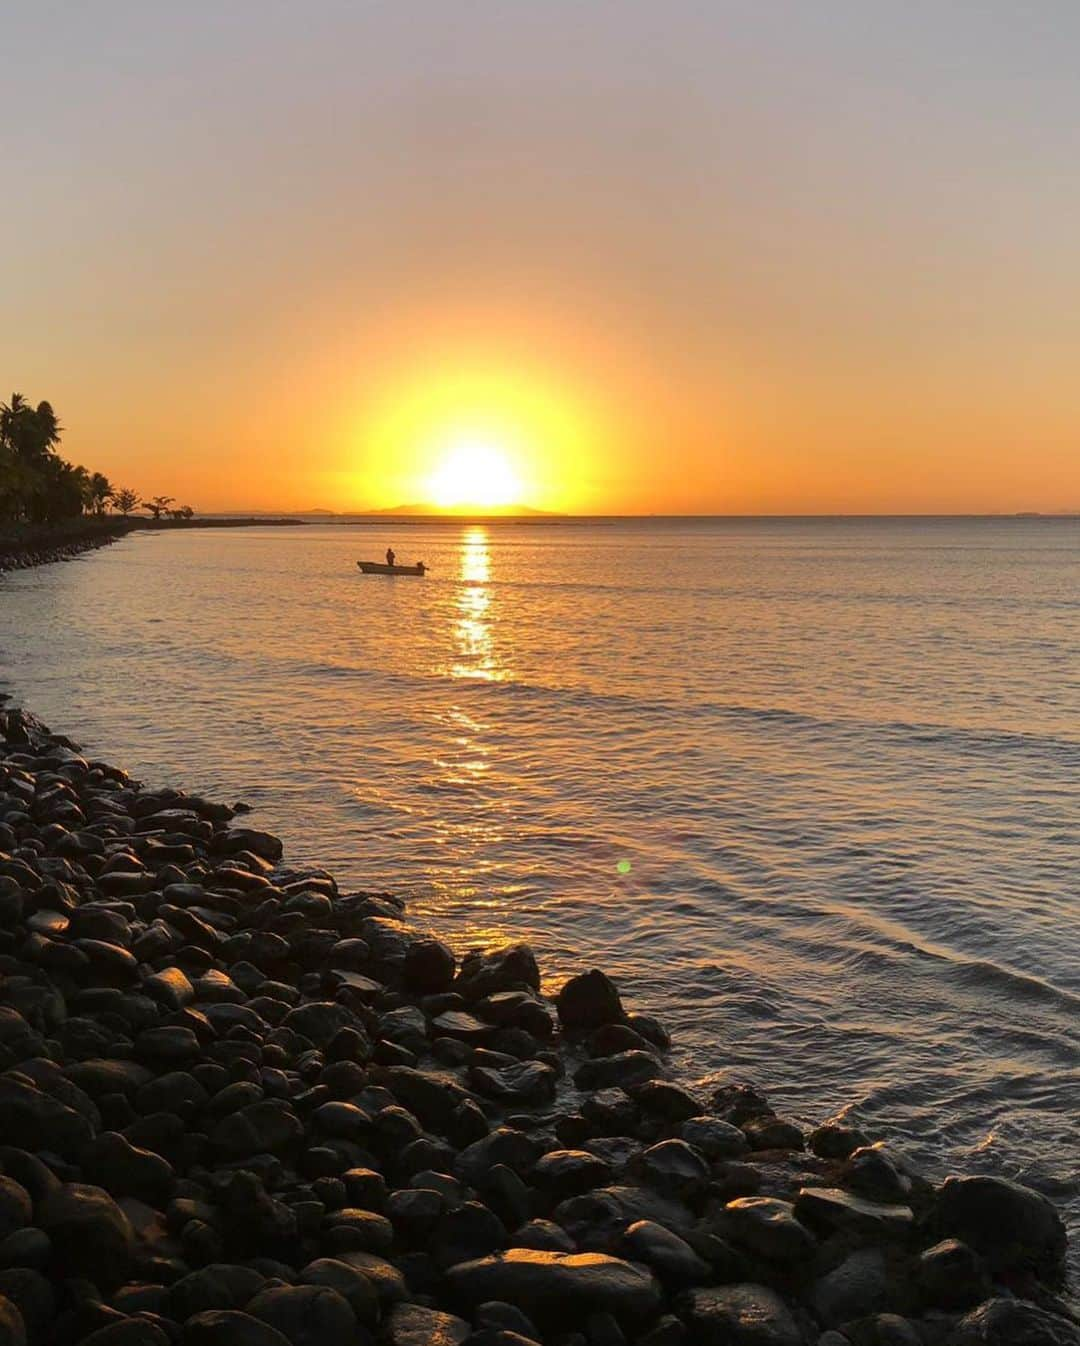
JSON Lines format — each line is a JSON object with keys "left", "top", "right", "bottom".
{"left": 0, "top": 697, "right": 1076, "bottom": 1346}
{"left": 0, "top": 523, "right": 131, "bottom": 573}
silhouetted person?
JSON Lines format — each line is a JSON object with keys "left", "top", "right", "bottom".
{"left": 386, "top": 547, "right": 395, "bottom": 567}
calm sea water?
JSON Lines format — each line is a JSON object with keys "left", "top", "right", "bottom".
{"left": 3, "top": 518, "right": 1078, "bottom": 1239}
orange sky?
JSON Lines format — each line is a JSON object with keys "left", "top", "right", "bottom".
{"left": 3, "top": 3, "right": 1079, "bottom": 514}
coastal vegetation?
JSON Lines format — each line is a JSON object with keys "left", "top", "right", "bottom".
{"left": 0, "top": 392, "right": 193, "bottom": 527}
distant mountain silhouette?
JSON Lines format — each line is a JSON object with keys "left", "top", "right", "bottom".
{"left": 374, "top": 502, "right": 552, "bottom": 517}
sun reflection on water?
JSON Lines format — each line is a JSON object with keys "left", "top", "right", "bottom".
{"left": 451, "top": 527, "right": 506, "bottom": 682}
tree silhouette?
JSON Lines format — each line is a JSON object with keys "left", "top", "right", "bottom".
{"left": 142, "top": 495, "right": 175, "bottom": 521}
{"left": 87, "top": 472, "right": 114, "bottom": 516}
{"left": 112, "top": 487, "right": 140, "bottom": 516}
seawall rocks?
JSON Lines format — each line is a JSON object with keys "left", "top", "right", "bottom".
{"left": 0, "top": 701, "right": 1075, "bottom": 1346}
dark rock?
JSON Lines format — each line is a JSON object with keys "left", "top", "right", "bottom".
{"left": 82, "top": 1133, "right": 174, "bottom": 1203}
{"left": 916, "top": 1238, "right": 990, "bottom": 1310}
{"left": 949, "top": 1297, "right": 1080, "bottom": 1345}
{"left": 639, "top": 1140, "right": 708, "bottom": 1195}
{"left": 933, "top": 1175, "right": 1067, "bottom": 1280}
{"left": 793, "top": 1188, "right": 913, "bottom": 1241}
{"left": 842, "top": 1145, "right": 912, "bottom": 1205}
{"left": 0, "top": 1229, "right": 49, "bottom": 1272}
{"left": 37, "top": 1184, "right": 133, "bottom": 1288}
{"left": 321, "top": 1207, "right": 394, "bottom": 1255}
{"left": 0, "top": 1076, "right": 94, "bottom": 1161}
{"left": 555, "top": 972, "right": 624, "bottom": 1032}
{"left": 402, "top": 938, "right": 456, "bottom": 994}
{"left": 0, "top": 1269, "right": 54, "bottom": 1345}
{"left": 679, "top": 1116, "right": 750, "bottom": 1160}
{"left": 183, "top": 1310, "right": 293, "bottom": 1346}
{"left": 430, "top": 1201, "right": 507, "bottom": 1269}
{"left": 211, "top": 1101, "right": 303, "bottom": 1157}
{"left": 446, "top": 1250, "right": 661, "bottom": 1327}
{"left": 514, "top": 1219, "right": 576, "bottom": 1253}
{"left": 469, "top": 1061, "right": 557, "bottom": 1106}
{"left": 245, "top": 1284, "right": 355, "bottom": 1346}
{"left": 554, "top": 1187, "right": 693, "bottom": 1253}
{"left": 676, "top": 1283, "right": 802, "bottom": 1346}
{"left": 533, "top": 1151, "right": 613, "bottom": 1201}
{"left": 0, "top": 1297, "right": 24, "bottom": 1346}
{"left": 384, "top": 1301, "right": 471, "bottom": 1345}
{"left": 631, "top": 1082, "right": 700, "bottom": 1122}
{"left": 574, "top": 1052, "right": 660, "bottom": 1092}
{"left": 297, "top": 1258, "right": 378, "bottom": 1325}
{"left": 457, "top": 1131, "right": 542, "bottom": 1186}
{"left": 810, "top": 1248, "right": 892, "bottom": 1327}
{"left": 166, "top": 1264, "right": 267, "bottom": 1320}
{"left": 722, "top": 1197, "right": 816, "bottom": 1263}
{"left": 456, "top": 946, "right": 541, "bottom": 1001}
{"left": 841, "top": 1313, "right": 922, "bottom": 1345}
{"left": 80, "top": 1321, "right": 171, "bottom": 1346}
{"left": 740, "top": 1115, "right": 803, "bottom": 1152}
{"left": 0, "top": 1184, "right": 31, "bottom": 1243}
{"left": 621, "top": 1221, "right": 710, "bottom": 1286}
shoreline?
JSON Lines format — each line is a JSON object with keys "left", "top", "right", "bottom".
{"left": 0, "top": 556, "right": 1076, "bottom": 1345}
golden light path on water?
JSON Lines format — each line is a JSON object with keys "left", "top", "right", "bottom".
{"left": 431, "top": 527, "right": 514, "bottom": 939}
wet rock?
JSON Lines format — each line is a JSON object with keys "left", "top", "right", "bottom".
{"left": 37, "top": 1184, "right": 133, "bottom": 1288}
{"left": 933, "top": 1175, "right": 1067, "bottom": 1280}
{"left": 842, "top": 1146, "right": 912, "bottom": 1205}
{"left": 949, "top": 1297, "right": 1080, "bottom": 1345}
{"left": 794, "top": 1188, "right": 913, "bottom": 1242}
{"left": 447, "top": 1249, "right": 661, "bottom": 1327}
{"left": 680, "top": 1116, "right": 750, "bottom": 1160}
{"left": 574, "top": 1052, "right": 660, "bottom": 1091}
{"left": 402, "top": 938, "right": 456, "bottom": 994}
{"left": 740, "top": 1115, "right": 803, "bottom": 1152}
{"left": 915, "top": 1238, "right": 990, "bottom": 1310}
{"left": 456, "top": 945, "right": 541, "bottom": 1001}
{"left": 533, "top": 1151, "right": 613, "bottom": 1201}
{"left": 676, "top": 1283, "right": 802, "bottom": 1346}
{"left": 631, "top": 1081, "right": 700, "bottom": 1122}
{"left": 639, "top": 1141, "right": 708, "bottom": 1195}
{"left": 555, "top": 972, "right": 624, "bottom": 1032}
{"left": 469, "top": 1060, "right": 557, "bottom": 1106}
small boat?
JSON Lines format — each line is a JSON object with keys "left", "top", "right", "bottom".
{"left": 357, "top": 560, "right": 427, "bottom": 576}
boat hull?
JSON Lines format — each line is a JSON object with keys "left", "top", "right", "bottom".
{"left": 357, "top": 561, "right": 426, "bottom": 575}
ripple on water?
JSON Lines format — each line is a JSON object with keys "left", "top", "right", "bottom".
{"left": 1, "top": 516, "right": 1077, "bottom": 1266}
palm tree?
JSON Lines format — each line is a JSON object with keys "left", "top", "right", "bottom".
{"left": 142, "top": 495, "right": 175, "bottom": 521}
{"left": 113, "top": 487, "right": 140, "bottom": 516}
{"left": 88, "top": 472, "right": 113, "bottom": 516}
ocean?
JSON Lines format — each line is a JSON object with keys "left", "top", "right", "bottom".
{"left": 3, "top": 516, "right": 1078, "bottom": 1244}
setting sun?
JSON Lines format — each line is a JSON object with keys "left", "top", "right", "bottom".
{"left": 427, "top": 438, "right": 522, "bottom": 509}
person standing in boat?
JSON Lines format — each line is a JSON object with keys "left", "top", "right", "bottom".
{"left": 385, "top": 546, "right": 395, "bottom": 567}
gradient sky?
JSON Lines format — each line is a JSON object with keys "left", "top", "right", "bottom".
{"left": 3, "top": 1, "right": 1079, "bottom": 513}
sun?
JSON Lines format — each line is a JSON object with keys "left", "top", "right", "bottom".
{"left": 427, "top": 437, "right": 523, "bottom": 509}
